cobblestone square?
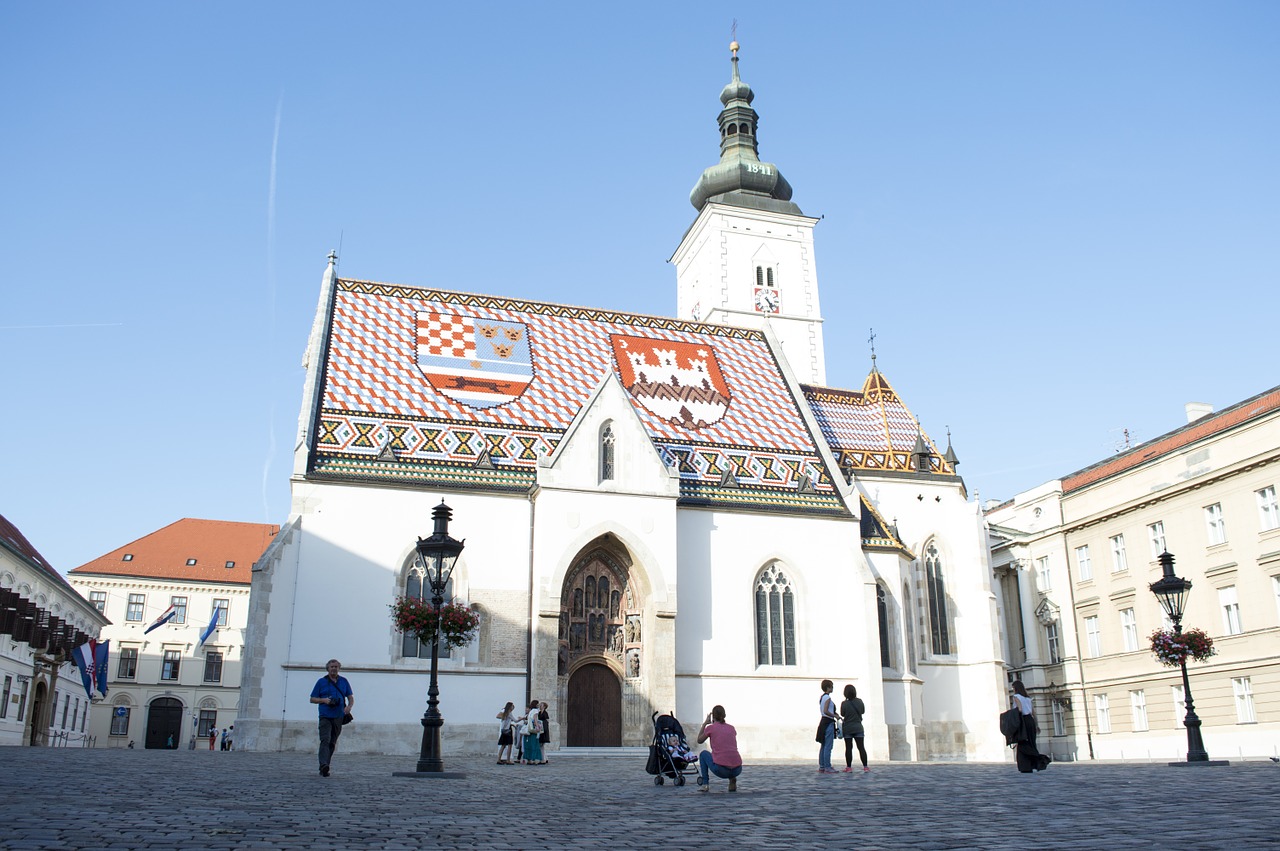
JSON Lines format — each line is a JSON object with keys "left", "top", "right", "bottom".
{"left": 1, "top": 749, "right": 1276, "bottom": 849}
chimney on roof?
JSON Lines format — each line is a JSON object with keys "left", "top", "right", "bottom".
{"left": 1185, "top": 402, "right": 1213, "bottom": 423}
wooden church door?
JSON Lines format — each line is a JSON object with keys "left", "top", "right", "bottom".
{"left": 567, "top": 663, "right": 621, "bottom": 747}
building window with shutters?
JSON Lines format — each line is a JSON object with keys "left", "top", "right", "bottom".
{"left": 171, "top": 596, "right": 187, "bottom": 625}
{"left": 754, "top": 563, "right": 796, "bottom": 666}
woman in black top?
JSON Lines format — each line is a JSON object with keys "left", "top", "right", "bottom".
{"left": 840, "top": 684, "right": 868, "bottom": 772}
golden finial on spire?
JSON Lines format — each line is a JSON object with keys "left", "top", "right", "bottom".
{"left": 730, "top": 19, "right": 739, "bottom": 56}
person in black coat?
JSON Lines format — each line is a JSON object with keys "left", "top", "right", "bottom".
{"left": 1010, "top": 680, "right": 1050, "bottom": 773}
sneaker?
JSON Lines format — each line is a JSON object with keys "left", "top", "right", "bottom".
{"left": 842, "top": 767, "right": 853, "bottom": 773}
{"left": 319, "top": 764, "right": 330, "bottom": 777}
{"left": 863, "top": 767, "right": 870, "bottom": 773}
{"left": 698, "top": 783, "right": 709, "bottom": 793}
{"left": 728, "top": 777, "right": 737, "bottom": 792}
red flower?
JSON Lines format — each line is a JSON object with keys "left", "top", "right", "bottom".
{"left": 390, "top": 597, "right": 480, "bottom": 649}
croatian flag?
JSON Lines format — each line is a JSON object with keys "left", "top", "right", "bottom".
{"left": 198, "top": 609, "right": 220, "bottom": 646}
{"left": 71, "top": 639, "right": 110, "bottom": 700}
{"left": 144, "top": 604, "right": 178, "bottom": 635}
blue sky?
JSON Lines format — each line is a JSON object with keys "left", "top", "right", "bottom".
{"left": 3, "top": 2, "right": 1276, "bottom": 574}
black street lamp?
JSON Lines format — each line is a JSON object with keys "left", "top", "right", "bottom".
{"left": 1148, "top": 551, "right": 1219, "bottom": 765}
{"left": 403, "top": 501, "right": 465, "bottom": 777}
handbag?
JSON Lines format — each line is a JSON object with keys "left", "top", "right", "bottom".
{"left": 341, "top": 712, "right": 354, "bottom": 726}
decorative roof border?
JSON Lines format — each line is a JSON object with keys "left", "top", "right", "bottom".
{"left": 339, "top": 278, "right": 767, "bottom": 341}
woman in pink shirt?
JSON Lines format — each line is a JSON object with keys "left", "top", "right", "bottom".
{"left": 695, "top": 704, "right": 743, "bottom": 792}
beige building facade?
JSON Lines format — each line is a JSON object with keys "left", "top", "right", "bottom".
{"left": 68, "top": 519, "right": 278, "bottom": 749}
{"left": 989, "top": 387, "right": 1280, "bottom": 761}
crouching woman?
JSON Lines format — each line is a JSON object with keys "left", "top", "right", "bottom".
{"left": 695, "top": 705, "right": 743, "bottom": 792}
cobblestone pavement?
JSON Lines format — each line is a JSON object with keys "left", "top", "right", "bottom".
{"left": 2, "top": 748, "right": 1276, "bottom": 849}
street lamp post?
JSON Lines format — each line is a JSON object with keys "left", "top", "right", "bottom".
{"left": 409, "top": 501, "right": 464, "bottom": 775}
{"left": 1148, "top": 551, "right": 1214, "bottom": 764}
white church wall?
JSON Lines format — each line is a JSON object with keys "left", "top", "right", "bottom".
{"left": 861, "top": 477, "right": 1007, "bottom": 760}
{"left": 241, "top": 479, "right": 533, "bottom": 753}
{"left": 671, "top": 507, "right": 885, "bottom": 758}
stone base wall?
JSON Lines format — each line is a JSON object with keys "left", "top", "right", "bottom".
{"left": 919, "top": 720, "right": 971, "bottom": 760}
{"left": 886, "top": 724, "right": 914, "bottom": 761}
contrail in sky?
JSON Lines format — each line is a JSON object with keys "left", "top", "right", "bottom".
{"left": 262, "top": 93, "right": 284, "bottom": 522}
{"left": 0, "top": 323, "right": 124, "bottom": 330}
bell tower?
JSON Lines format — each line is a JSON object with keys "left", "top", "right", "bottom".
{"left": 671, "top": 40, "right": 826, "bottom": 385}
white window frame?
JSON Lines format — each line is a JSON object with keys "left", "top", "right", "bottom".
{"left": 1204, "top": 503, "right": 1226, "bottom": 545}
{"left": 1037, "top": 555, "right": 1052, "bottom": 592}
{"left": 1232, "top": 677, "right": 1256, "bottom": 723}
{"left": 1046, "top": 621, "right": 1061, "bottom": 664}
{"left": 89, "top": 591, "right": 106, "bottom": 614}
{"left": 1075, "top": 545, "right": 1092, "bottom": 581}
{"left": 1120, "top": 607, "right": 1139, "bottom": 652}
{"left": 1218, "top": 586, "right": 1242, "bottom": 636}
{"left": 1095, "top": 693, "right": 1111, "bottom": 734}
{"left": 1084, "top": 615, "right": 1101, "bottom": 658}
{"left": 1051, "top": 701, "right": 1066, "bottom": 737}
{"left": 1130, "top": 689, "right": 1148, "bottom": 732}
{"left": 1110, "top": 534, "right": 1128, "bottom": 572}
{"left": 1172, "top": 685, "right": 1185, "bottom": 728}
{"left": 1258, "top": 485, "right": 1279, "bottom": 531}
{"left": 1273, "top": 575, "right": 1280, "bottom": 621}
{"left": 125, "top": 594, "right": 145, "bottom": 622}
{"left": 1147, "top": 521, "right": 1166, "bottom": 559}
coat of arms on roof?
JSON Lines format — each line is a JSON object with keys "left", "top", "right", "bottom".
{"left": 609, "top": 334, "right": 731, "bottom": 429}
{"left": 416, "top": 312, "right": 534, "bottom": 409}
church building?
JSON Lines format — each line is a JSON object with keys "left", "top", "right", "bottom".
{"left": 237, "top": 44, "right": 1007, "bottom": 761}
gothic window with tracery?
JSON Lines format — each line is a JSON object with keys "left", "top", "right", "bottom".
{"left": 600, "top": 422, "right": 615, "bottom": 482}
{"left": 924, "top": 543, "right": 953, "bottom": 655}
{"left": 754, "top": 563, "right": 796, "bottom": 666}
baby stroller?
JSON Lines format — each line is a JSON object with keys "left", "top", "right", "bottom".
{"left": 646, "top": 710, "right": 698, "bottom": 786}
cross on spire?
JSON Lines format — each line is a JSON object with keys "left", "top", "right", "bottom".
{"left": 868, "top": 328, "right": 878, "bottom": 370}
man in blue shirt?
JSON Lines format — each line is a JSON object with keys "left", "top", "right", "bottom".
{"left": 309, "top": 659, "right": 354, "bottom": 777}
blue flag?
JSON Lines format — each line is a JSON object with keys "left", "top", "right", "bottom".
{"left": 71, "top": 640, "right": 110, "bottom": 700}
{"left": 199, "top": 608, "right": 220, "bottom": 645}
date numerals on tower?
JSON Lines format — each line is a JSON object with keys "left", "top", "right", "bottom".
{"left": 745, "top": 163, "right": 773, "bottom": 176}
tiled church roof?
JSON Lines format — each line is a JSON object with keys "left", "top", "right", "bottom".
{"left": 803, "top": 371, "right": 954, "bottom": 476}
{"left": 312, "top": 279, "right": 846, "bottom": 513}
{"left": 69, "top": 518, "right": 279, "bottom": 584}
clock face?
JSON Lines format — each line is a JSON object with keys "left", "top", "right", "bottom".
{"left": 753, "top": 287, "right": 780, "bottom": 314}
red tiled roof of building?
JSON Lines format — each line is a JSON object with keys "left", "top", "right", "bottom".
{"left": 69, "top": 518, "right": 279, "bottom": 585}
{"left": 1062, "top": 386, "right": 1280, "bottom": 494}
{"left": 0, "top": 512, "right": 78, "bottom": 593}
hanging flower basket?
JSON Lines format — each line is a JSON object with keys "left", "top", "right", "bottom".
{"left": 1149, "top": 627, "right": 1215, "bottom": 667}
{"left": 391, "top": 597, "right": 480, "bottom": 649}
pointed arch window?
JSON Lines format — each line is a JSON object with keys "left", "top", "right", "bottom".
{"left": 599, "top": 422, "right": 615, "bottom": 482}
{"left": 401, "top": 566, "right": 454, "bottom": 660}
{"left": 754, "top": 564, "right": 796, "bottom": 666}
{"left": 876, "top": 584, "right": 893, "bottom": 669}
{"left": 924, "top": 543, "right": 953, "bottom": 655}
{"left": 903, "top": 582, "right": 918, "bottom": 674}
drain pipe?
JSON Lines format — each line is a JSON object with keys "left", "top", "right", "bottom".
{"left": 525, "top": 486, "right": 538, "bottom": 710}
